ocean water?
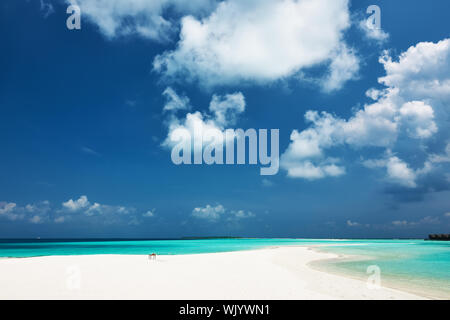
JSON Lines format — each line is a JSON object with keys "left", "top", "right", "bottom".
{"left": 312, "top": 240, "right": 450, "bottom": 299}
{"left": 0, "top": 238, "right": 448, "bottom": 298}
{"left": 0, "top": 238, "right": 335, "bottom": 257}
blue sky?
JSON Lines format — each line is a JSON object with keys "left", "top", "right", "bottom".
{"left": 0, "top": 0, "right": 449, "bottom": 238}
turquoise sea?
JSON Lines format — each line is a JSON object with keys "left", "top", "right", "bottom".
{"left": 0, "top": 238, "right": 449, "bottom": 298}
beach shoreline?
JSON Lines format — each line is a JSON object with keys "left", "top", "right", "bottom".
{"left": 0, "top": 246, "right": 427, "bottom": 300}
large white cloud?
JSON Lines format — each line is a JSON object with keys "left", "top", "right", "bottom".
{"left": 154, "top": 0, "right": 358, "bottom": 89}
{"left": 65, "top": 0, "right": 359, "bottom": 90}
{"left": 67, "top": 0, "right": 217, "bottom": 41}
{"left": 281, "top": 38, "right": 450, "bottom": 186}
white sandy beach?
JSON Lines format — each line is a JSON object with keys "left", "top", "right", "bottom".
{"left": 0, "top": 246, "right": 425, "bottom": 300}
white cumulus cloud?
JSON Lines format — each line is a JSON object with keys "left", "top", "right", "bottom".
{"left": 154, "top": 0, "right": 358, "bottom": 89}
{"left": 162, "top": 89, "right": 245, "bottom": 151}
{"left": 192, "top": 204, "right": 225, "bottom": 221}
{"left": 192, "top": 204, "right": 255, "bottom": 222}
{"left": 60, "top": 195, "right": 136, "bottom": 220}
{"left": 321, "top": 44, "right": 360, "bottom": 92}
{"left": 281, "top": 38, "right": 450, "bottom": 187}
{"left": 385, "top": 156, "right": 418, "bottom": 188}
{"left": 62, "top": 195, "right": 90, "bottom": 212}
{"left": 67, "top": 0, "right": 217, "bottom": 41}
{"left": 0, "top": 200, "right": 50, "bottom": 223}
